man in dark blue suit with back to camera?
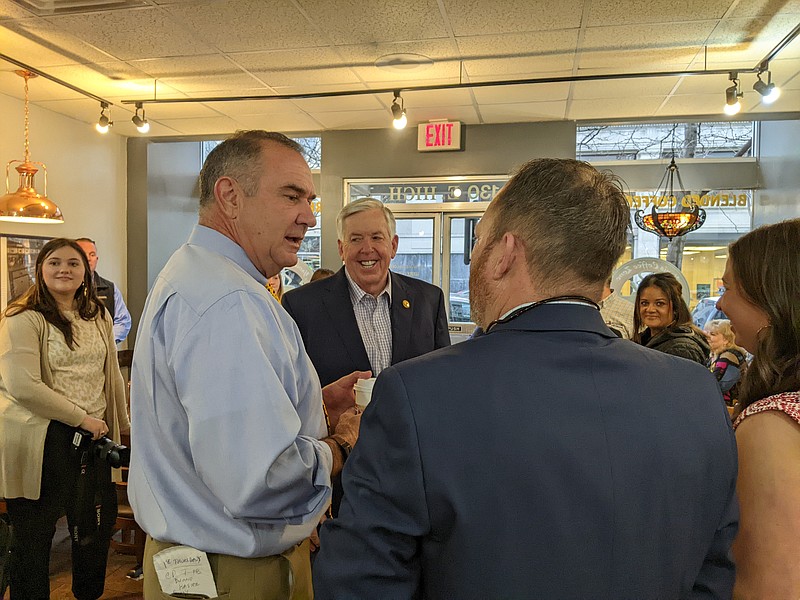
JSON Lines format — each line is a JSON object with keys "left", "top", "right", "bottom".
{"left": 314, "top": 159, "right": 738, "bottom": 599}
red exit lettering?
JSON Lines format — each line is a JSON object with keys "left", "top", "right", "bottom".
{"left": 425, "top": 122, "right": 454, "bottom": 147}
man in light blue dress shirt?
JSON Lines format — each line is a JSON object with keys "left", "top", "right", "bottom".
{"left": 129, "top": 131, "right": 365, "bottom": 599}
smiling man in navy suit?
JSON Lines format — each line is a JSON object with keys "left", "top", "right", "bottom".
{"left": 313, "top": 160, "right": 738, "bottom": 600}
{"left": 283, "top": 198, "right": 450, "bottom": 388}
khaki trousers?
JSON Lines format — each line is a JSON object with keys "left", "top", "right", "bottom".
{"left": 143, "top": 535, "right": 313, "bottom": 600}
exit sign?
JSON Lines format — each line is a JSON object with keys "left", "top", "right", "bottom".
{"left": 417, "top": 120, "right": 463, "bottom": 152}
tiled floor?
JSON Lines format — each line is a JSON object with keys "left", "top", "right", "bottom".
{"left": 3, "top": 517, "right": 143, "bottom": 600}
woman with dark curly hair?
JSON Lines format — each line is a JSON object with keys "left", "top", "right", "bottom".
{"left": 632, "top": 272, "right": 710, "bottom": 364}
{"left": 718, "top": 219, "right": 800, "bottom": 598}
{"left": 0, "top": 238, "right": 129, "bottom": 600}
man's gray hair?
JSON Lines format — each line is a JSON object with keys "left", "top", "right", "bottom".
{"left": 336, "top": 198, "right": 397, "bottom": 240}
{"left": 198, "top": 130, "right": 304, "bottom": 209}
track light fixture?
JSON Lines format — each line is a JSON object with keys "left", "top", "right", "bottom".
{"left": 132, "top": 102, "right": 150, "bottom": 133}
{"left": 753, "top": 69, "right": 781, "bottom": 104}
{"left": 391, "top": 90, "right": 407, "bottom": 129}
{"left": 95, "top": 101, "right": 112, "bottom": 133}
{"left": 723, "top": 73, "right": 742, "bottom": 116}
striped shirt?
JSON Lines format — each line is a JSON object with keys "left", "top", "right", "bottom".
{"left": 345, "top": 269, "right": 393, "bottom": 376}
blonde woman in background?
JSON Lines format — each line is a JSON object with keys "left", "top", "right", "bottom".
{"left": 0, "top": 238, "right": 129, "bottom": 600}
{"left": 267, "top": 271, "right": 284, "bottom": 301}
{"left": 716, "top": 219, "right": 800, "bottom": 598}
{"left": 704, "top": 319, "right": 747, "bottom": 410}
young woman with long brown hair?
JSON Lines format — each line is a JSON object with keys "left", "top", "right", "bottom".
{"left": 0, "top": 238, "right": 129, "bottom": 600}
{"left": 717, "top": 218, "right": 800, "bottom": 598}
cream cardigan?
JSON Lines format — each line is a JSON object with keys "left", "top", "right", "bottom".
{"left": 0, "top": 308, "right": 130, "bottom": 499}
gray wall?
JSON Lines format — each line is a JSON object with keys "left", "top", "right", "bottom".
{"left": 127, "top": 139, "right": 202, "bottom": 346}
{"left": 755, "top": 120, "right": 800, "bottom": 227}
{"left": 319, "top": 121, "right": 577, "bottom": 267}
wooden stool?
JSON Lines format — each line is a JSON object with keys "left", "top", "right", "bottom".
{"left": 111, "top": 482, "right": 145, "bottom": 565}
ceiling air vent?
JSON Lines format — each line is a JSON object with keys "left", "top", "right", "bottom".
{"left": 11, "top": 0, "right": 147, "bottom": 16}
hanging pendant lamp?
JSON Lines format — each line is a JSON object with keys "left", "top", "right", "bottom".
{"left": 0, "top": 70, "right": 64, "bottom": 224}
{"left": 634, "top": 157, "right": 704, "bottom": 240}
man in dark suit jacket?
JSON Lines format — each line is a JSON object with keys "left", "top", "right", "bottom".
{"left": 313, "top": 160, "right": 738, "bottom": 599}
{"left": 282, "top": 198, "right": 450, "bottom": 388}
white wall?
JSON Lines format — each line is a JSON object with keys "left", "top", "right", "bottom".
{"left": 0, "top": 92, "right": 128, "bottom": 295}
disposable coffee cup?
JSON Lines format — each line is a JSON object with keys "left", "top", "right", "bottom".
{"left": 354, "top": 377, "right": 376, "bottom": 409}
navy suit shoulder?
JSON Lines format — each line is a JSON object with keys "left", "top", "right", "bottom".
{"left": 314, "top": 304, "right": 738, "bottom": 600}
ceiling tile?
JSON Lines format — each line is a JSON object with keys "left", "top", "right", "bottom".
{"left": 203, "top": 98, "right": 298, "bottom": 115}
{"left": 0, "top": 0, "right": 34, "bottom": 19}
{"left": 128, "top": 55, "right": 242, "bottom": 78}
{"left": 0, "top": 68, "right": 84, "bottom": 101}
{"left": 158, "top": 73, "right": 268, "bottom": 94}
{"left": 587, "top": 0, "right": 732, "bottom": 26}
{"left": 308, "top": 108, "right": 393, "bottom": 129}
{"left": 672, "top": 72, "right": 735, "bottom": 95}
{"left": 290, "top": 94, "right": 385, "bottom": 112}
{"left": 577, "top": 48, "right": 699, "bottom": 71}
{"left": 401, "top": 88, "right": 474, "bottom": 107}
{"left": 298, "top": 0, "right": 446, "bottom": 45}
{"left": 408, "top": 105, "right": 481, "bottom": 124}
{"left": 703, "top": 16, "right": 800, "bottom": 64}
{"left": 45, "top": 7, "right": 215, "bottom": 60}
{"left": 464, "top": 54, "right": 575, "bottom": 78}
{"left": 443, "top": 0, "right": 584, "bottom": 36}
{"left": 456, "top": 29, "right": 579, "bottom": 57}
{"left": 0, "top": 18, "right": 116, "bottom": 67}
{"left": 766, "top": 58, "right": 800, "bottom": 89}
{"left": 154, "top": 115, "right": 240, "bottom": 135}
{"left": 232, "top": 47, "right": 360, "bottom": 87}
{"left": 353, "top": 61, "right": 462, "bottom": 84}
{"left": 729, "top": 0, "right": 800, "bottom": 17}
{"left": 568, "top": 95, "right": 664, "bottom": 120}
{"left": 41, "top": 61, "right": 155, "bottom": 97}
{"left": 234, "top": 112, "right": 325, "bottom": 133}
{"left": 582, "top": 22, "right": 716, "bottom": 53}
{"left": 570, "top": 76, "right": 680, "bottom": 99}
{"left": 655, "top": 92, "right": 732, "bottom": 117}
{"left": 164, "top": 0, "right": 324, "bottom": 53}
{"left": 270, "top": 82, "right": 369, "bottom": 95}
{"left": 743, "top": 88, "right": 800, "bottom": 113}
{"left": 479, "top": 101, "right": 566, "bottom": 122}
{"left": 118, "top": 101, "right": 220, "bottom": 120}
{"left": 471, "top": 82, "right": 570, "bottom": 103}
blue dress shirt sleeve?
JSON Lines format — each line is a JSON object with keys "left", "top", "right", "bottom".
{"left": 112, "top": 285, "right": 132, "bottom": 344}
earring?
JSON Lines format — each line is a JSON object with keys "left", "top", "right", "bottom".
{"left": 756, "top": 323, "right": 772, "bottom": 336}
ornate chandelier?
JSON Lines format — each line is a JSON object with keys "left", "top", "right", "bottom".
{"left": 634, "top": 157, "right": 704, "bottom": 240}
{"left": 0, "top": 70, "right": 63, "bottom": 224}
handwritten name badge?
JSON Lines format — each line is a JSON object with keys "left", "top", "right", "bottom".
{"left": 153, "top": 545, "right": 218, "bottom": 599}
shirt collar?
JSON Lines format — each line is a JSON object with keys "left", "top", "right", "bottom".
{"left": 344, "top": 267, "right": 392, "bottom": 305}
{"left": 188, "top": 225, "right": 268, "bottom": 286}
{"left": 498, "top": 298, "right": 596, "bottom": 321}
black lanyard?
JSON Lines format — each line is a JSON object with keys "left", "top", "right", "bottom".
{"left": 485, "top": 295, "right": 600, "bottom": 333}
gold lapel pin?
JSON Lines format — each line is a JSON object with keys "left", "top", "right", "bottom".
{"left": 402, "top": 299, "right": 410, "bottom": 309}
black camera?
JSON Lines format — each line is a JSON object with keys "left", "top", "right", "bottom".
{"left": 72, "top": 429, "right": 130, "bottom": 469}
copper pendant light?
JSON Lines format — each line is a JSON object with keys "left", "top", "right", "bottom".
{"left": 0, "top": 70, "right": 64, "bottom": 224}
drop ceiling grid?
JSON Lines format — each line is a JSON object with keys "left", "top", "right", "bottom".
{"left": 295, "top": 0, "right": 448, "bottom": 45}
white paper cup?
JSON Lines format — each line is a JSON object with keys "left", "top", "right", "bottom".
{"left": 354, "top": 377, "right": 376, "bottom": 409}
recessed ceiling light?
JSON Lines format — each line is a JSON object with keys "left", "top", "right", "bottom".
{"left": 375, "top": 53, "right": 434, "bottom": 72}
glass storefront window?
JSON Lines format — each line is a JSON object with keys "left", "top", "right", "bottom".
{"left": 349, "top": 176, "right": 507, "bottom": 205}
{"left": 627, "top": 189, "right": 752, "bottom": 309}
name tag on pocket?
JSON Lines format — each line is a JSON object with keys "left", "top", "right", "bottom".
{"left": 153, "top": 545, "right": 218, "bottom": 599}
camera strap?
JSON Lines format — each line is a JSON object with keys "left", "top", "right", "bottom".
{"left": 71, "top": 430, "right": 100, "bottom": 545}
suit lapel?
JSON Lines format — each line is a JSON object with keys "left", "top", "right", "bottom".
{"left": 322, "top": 269, "right": 371, "bottom": 368}
{"left": 390, "top": 272, "right": 413, "bottom": 364}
